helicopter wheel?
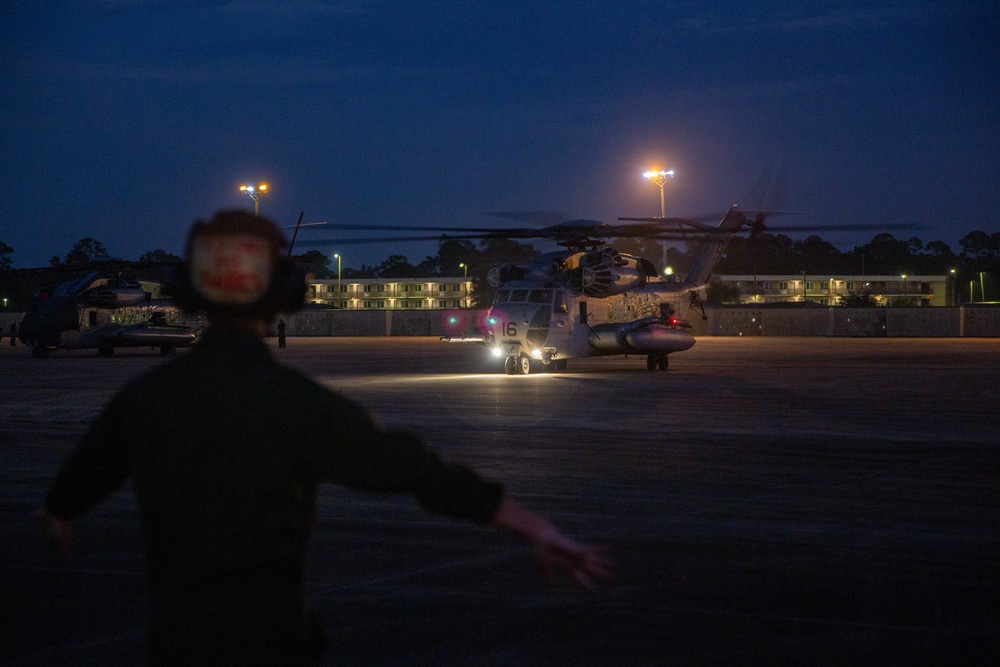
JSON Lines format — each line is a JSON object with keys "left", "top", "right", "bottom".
{"left": 504, "top": 357, "right": 517, "bottom": 375}
{"left": 647, "top": 353, "right": 668, "bottom": 370}
{"left": 517, "top": 355, "right": 531, "bottom": 375}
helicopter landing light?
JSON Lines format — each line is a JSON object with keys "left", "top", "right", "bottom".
{"left": 491, "top": 347, "right": 503, "bottom": 357}
{"left": 531, "top": 349, "right": 542, "bottom": 359}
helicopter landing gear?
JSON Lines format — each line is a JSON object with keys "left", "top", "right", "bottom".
{"left": 646, "top": 353, "right": 668, "bottom": 370}
{"left": 543, "top": 359, "right": 567, "bottom": 372}
{"left": 504, "top": 355, "right": 532, "bottom": 375}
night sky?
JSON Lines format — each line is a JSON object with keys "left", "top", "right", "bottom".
{"left": 2, "top": 1, "right": 998, "bottom": 271}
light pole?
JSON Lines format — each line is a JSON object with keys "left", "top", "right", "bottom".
{"left": 459, "top": 262, "right": 468, "bottom": 308}
{"left": 643, "top": 169, "right": 674, "bottom": 218}
{"left": 644, "top": 169, "right": 674, "bottom": 270}
{"left": 239, "top": 183, "right": 269, "bottom": 215}
{"left": 901, "top": 274, "right": 907, "bottom": 305}
{"left": 980, "top": 271, "right": 986, "bottom": 302}
{"left": 334, "top": 254, "right": 342, "bottom": 309}
{"left": 950, "top": 269, "right": 957, "bottom": 305}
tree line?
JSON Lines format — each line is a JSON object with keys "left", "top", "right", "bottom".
{"left": 3, "top": 229, "right": 999, "bottom": 308}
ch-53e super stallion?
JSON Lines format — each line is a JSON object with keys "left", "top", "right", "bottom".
{"left": 299, "top": 203, "right": 879, "bottom": 373}
{"left": 16, "top": 269, "right": 200, "bottom": 358}
{"left": 445, "top": 205, "right": 765, "bottom": 373}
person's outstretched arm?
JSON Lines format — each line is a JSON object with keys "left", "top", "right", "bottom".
{"left": 491, "top": 497, "right": 613, "bottom": 591}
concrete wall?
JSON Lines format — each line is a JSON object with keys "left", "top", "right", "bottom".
{"left": 693, "top": 306, "right": 995, "bottom": 337}
{"left": 7, "top": 306, "right": 1000, "bottom": 341}
{"left": 280, "top": 309, "right": 463, "bottom": 337}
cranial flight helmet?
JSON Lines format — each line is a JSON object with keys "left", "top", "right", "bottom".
{"left": 172, "top": 210, "right": 306, "bottom": 318}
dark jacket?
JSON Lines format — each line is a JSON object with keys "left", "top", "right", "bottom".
{"left": 45, "top": 324, "right": 503, "bottom": 665}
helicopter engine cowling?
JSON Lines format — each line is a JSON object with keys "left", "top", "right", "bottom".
{"left": 487, "top": 263, "right": 531, "bottom": 287}
{"left": 88, "top": 286, "right": 148, "bottom": 309}
{"left": 579, "top": 249, "right": 651, "bottom": 298}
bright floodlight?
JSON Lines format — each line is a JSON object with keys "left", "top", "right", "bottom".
{"left": 239, "top": 183, "right": 269, "bottom": 214}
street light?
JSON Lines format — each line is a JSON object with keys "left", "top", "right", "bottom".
{"left": 643, "top": 169, "right": 674, "bottom": 218}
{"left": 459, "top": 262, "right": 468, "bottom": 308}
{"left": 239, "top": 183, "right": 269, "bottom": 215}
{"left": 950, "top": 269, "right": 957, "bottom": 305}
{"left": 333, "top": 254, "right": 342, "bottom": 309}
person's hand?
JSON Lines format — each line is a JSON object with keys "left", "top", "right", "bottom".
{"left": 534, "top": 532, "right": 614, "bottom": 592}
{"left": 492, "top": 497, "right": 614, "bottom": 591}
{"left": 37, "top": 509, "right": 73, "bottom": 561}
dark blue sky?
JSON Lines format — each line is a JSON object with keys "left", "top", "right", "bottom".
{"left": 2, "top": 1, "right": 998, "bottom": 270}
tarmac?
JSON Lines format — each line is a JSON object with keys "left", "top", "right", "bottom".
{"left": 1, "top": 336, "right": 998, "bottom": 665}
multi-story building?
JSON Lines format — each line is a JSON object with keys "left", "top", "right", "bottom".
{"left": 714, "top": 274, "right": 951, "bottom": 306}
{"left": 307, "top": 277, "right": 473, "bottom": 309}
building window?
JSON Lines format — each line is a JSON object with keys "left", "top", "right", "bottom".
{"left": 779, "top": 281, "right": 788, "bottom": 290}
{"left": 363, "top": 300, "right": 372, "bottom": 308}
{"left": 377, "top": 285, "right": 385, "bottom": 293}
{"left": 453, "top": 284, "right": 461, "bottom": 291}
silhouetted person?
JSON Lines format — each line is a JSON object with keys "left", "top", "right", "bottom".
{"left": 39, "top": 210, "right": 612, "bottom": 666}
{"left": 277, "top": 317, "right": 286, "bottom": 348}
{"left": 9, "top": 321, "right": 15, "bottom": 346}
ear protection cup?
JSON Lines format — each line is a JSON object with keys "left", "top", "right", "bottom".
{"left": 267, "top": 256, "right": 307, "bottom": 314}
{"left": 167, "top": 261, "right": 202, "bottom": 313}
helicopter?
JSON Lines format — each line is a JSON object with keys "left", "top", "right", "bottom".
{"left": 9, "top": 215, "right": 328, "bottom": 358}
{"left": 297, "top": 203, "right": 847, "bottom": 373}
{"left": 444, "top": 205, "right": 754, "bottom": 373}
{"left": 16, "top": 269, "right": 200, "bottom": 358}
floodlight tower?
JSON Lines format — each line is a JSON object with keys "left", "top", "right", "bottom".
{"left": 643, "top": 169, "right": 674, "bottom": 218}
{"left": 643, "top": 169, "right": 675, "bottom": 270}
{"left": 239, "top": 183, "right": 269, "bottom": 215}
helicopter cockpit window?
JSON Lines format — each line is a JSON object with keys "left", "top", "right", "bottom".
{"left": 494, "top": 289, "right": 511, "bottom": 303}
{"left": 528, "top": 289, "right": 551, "bottom": 303}
{"left": 554, "top": 291, "right": 568, "bottom": 314}
{"left": 510, "top": 289, "right": 529, "bottom": 302}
